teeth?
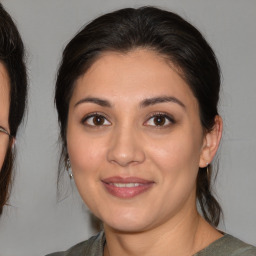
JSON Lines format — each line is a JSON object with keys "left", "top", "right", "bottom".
{"left": 110, "top": 183, "right": 141, "bottom": 188}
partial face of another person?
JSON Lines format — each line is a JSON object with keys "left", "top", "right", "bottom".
{"left": 67, "top": 49, "right": 219, "bottom": 233}
{"left": 0, "top": 63, "right": 10, "bottom": 170}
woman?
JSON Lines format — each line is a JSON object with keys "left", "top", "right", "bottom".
{"left": 0, "top": 3, "right": 27, "bottom": 214}
{"left": 49, "top": 7, "right": 256, "bottom": 255}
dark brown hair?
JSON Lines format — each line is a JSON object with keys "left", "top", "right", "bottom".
{"left": 55, "top": 7, "right": 222, "bottom": 226}
{"left": 0, "top": 3, "right": 27, "bottom": 214}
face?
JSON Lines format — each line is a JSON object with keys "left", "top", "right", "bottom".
{"left": 67, "top": 49, "right": 217, "bottom": 233}
{"left": 0, "top": 62, "right": 10, "bottom": 170}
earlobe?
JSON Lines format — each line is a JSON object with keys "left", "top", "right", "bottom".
{"left": 199, "top": 115, "right": 223, "bottom": 168}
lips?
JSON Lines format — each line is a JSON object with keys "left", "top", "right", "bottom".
{"left": 101, "top": 176, "right": 154, "bottom": 199}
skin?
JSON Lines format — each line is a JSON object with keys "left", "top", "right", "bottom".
{"left": 0, "top": 62, "right": 10, "bottom": 170}
{"left": 67, "top": 49, "right": 223, "bottom": 256}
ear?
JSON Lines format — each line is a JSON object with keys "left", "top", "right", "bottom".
{"left": 199, "top": 115, "right": 223, "bottom": 168}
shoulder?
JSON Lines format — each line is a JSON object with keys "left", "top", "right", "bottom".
{"left": 45, "top": 232, "right": 105, "bottom": 256}
{"left": 195, "top": 234, "right": 256, "bottom": 256}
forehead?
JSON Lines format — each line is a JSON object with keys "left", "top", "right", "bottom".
{"left": 71, "top": 49, "right": 197, "bottom": 108}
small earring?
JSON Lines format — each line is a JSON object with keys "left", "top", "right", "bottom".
{"left": 11, "top": 138, "right": 16, "bottom": 149}
{"left": 66, "top": 159, "right": 73, "bottom": 179}
{"left": 205, "top": 162, "right": 210, "bottom": 178}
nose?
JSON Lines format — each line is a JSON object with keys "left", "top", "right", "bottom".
{"left": 107, "top": 125, "right": 145, "bottom": 167}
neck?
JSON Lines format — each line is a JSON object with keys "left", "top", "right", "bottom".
{"left": 104, "top": 206, "right": 221, "bottom": 256}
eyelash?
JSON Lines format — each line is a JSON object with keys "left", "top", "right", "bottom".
{"left": 81, "top": 112, "right": 111, "bottom": 127}
{"left": 81, "top": 112, "right": 175, "bottom": 128}
{"left": 144, "top": 112, "right": 175, "bottom": 127}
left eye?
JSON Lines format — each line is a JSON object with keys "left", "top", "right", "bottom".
{"left": 83, "top": 114, "right": 111, "bottom": 127}
{"left": 145, "top": 114, "right": 174, "bottom": 127}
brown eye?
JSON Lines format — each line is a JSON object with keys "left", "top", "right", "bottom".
{"left": 83, "top": 114, "right": 111, "bottom": 127}
{"left": 153, "top": 116, "right": 166, "bottom": 126}
{"left": 145, "top": 114, "right": 174, "bottom": 127}
{"left": 93, "top": 116, "right": 105, "bottom": 126}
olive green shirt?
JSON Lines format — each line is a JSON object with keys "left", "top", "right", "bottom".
{"left": 47, "top": 232, "right": 256, "bottom": 256}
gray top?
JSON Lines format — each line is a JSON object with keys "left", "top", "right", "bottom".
{"left": 47, "top": 232, "right": 256, "bottom": 256}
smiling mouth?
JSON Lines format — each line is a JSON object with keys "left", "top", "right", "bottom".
{"left": 102, "top": 177, "right": 154, "bottom": 199}
{"left": 109, "top": 183, "right": 141, "bottom": 188}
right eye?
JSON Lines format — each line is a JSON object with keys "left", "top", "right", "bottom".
{"left": 82, "top": 113, "right": 111, "bottom": 127}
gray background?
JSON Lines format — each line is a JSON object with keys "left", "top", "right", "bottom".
{"left": 0, "top": 0, "right": 255, "bottom": 255}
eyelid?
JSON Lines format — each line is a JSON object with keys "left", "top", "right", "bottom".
{"left": 81, "top": 112, "right": 111, "bottom": 127}
{"left": 144, "top": 112, "right": 175, "bottom": 127}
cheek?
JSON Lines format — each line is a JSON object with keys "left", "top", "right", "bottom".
{"left": 147, "top": 130, "right": 202, "bottom": 200}
{"left": 148, "top": 135, "right": 200, "bottom": 208}
{"left": 66, "top": 129, "right": 109, "bottom": 213}
{"left": 148, "top": 132, "right": 201, "bottom": 171}
{"left": 66, "top": 127, "right": 106, "bottom": 178}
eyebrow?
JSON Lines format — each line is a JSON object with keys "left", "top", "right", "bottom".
{"left": 140, "top": 96, "right": 185, "bottom": 108}
{"left": 74, "top": 96, "right": 185, "bottom": 109}
{"left": 74, "top": 97, "right": 112, "bottom": 108}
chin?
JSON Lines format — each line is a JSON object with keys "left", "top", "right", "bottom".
{"left": 105, "top": 221, "right": 148, "bottom": 234}
{"left": 101, "top": 211, "right": 155, "bottom": 233}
